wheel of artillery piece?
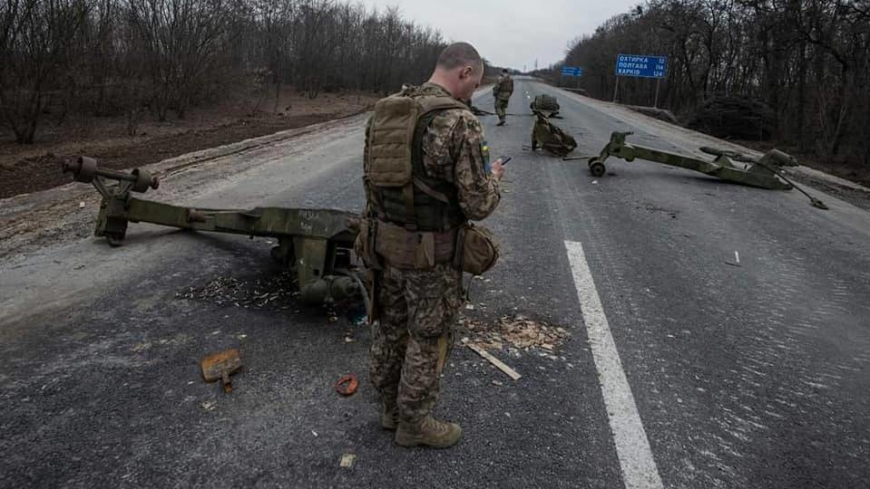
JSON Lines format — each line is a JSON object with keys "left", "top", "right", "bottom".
{"left": 131, "top": 168, "right": 159, "bottom": 193}
{"left": 588, "top": 159, "right": 606, "bottom": 178}
{"left": 64, "top": 156, "right": 98, "bottom": 183}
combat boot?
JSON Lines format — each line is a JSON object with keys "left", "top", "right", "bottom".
{"left": 380, "top": 401, "right": 399, "bottom": 431}
{"left": 394, "top": 415, "right": 462, "bottom": 448}
{"left": 496, "top": 120, "right": 506, "bottom": 126}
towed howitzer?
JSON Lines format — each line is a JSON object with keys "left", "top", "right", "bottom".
{"left": 62, "top": 156, "right": 368, "bottom": 305}
{"left": 574, "top": 131, "right": 827, "bottom": 209}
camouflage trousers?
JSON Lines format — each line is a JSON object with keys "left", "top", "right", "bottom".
{"left": 370, "top": 263, "right": 462, "bottom": 423}
{"left": 495, "top": 98, "right": 509, "bottom": 122}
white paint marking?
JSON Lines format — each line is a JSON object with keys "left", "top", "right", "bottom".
{"left": 565, "top": 241, "right": 664, "bottom": 489}
{"left": 735, "top": 251, "right": 740, "bottom": 264}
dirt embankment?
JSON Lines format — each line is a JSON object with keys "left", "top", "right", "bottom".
{"left": 0, "top": 89, "right": 379, "bottom": 199}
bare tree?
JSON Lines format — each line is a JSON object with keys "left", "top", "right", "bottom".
{"left": 562, "top": 0, "right": 870, "bottom": 170}
{"left": 0, "top": 0, "right": 89, "bottom": 143}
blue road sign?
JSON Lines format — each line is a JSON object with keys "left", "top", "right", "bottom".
{"left": 561, "top": 66, "right": 584, "bottom": 77}
{"left": 615, "top": 54, "right": 667, "bottom": 78}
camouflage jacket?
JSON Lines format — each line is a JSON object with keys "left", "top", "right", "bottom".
{"left": 364, "top": 83, "right": 501, "bottom": 222}
{"left": 494, "top": 75, "right": 514, "bottom": 100}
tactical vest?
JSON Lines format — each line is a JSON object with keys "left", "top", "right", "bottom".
{"left": 500, "top": 76, "right": 514, "bottom": 94}
{"left": 365, "top": 90, "right": 469, "bottom": 232}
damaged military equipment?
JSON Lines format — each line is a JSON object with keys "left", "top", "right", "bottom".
{"left": 530, "top": 111, "right": 577, "bottom": 157}
{"left": 530, "top": 94, "right": 560, "bottom": 118}
{"left": 582, "top": 132, "right": 827, "bottom": 209}
{"left": 62, "top": 156, "right": 368, "bottom": 305}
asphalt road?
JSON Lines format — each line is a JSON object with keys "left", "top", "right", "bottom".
{"left": 2, "top": 79, "right": 869, "bottom": 489}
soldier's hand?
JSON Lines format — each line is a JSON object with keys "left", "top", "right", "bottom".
{"left": 491, "top": 159, "right": 506, "bottom": 181}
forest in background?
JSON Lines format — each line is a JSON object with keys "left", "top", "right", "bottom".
{"left": 550, "top": 0, "right": 869, "bottom": 173}
{"left": 0, "top": 0, "right": 479, "bottom": 144}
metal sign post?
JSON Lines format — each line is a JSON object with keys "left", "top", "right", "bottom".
{"left": 654, "top": 79, "right": 661, "bottom": 108}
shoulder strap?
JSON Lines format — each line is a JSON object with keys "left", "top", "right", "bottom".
{"left": 417, "top": 96, "right": 469, "bottom": 115}
{"left": 411, "top": 109, "right": 452, "bottom": 200}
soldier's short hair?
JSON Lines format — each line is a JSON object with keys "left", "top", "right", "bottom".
{"left": 437, "top": 42, "right": 483, "bottom": 72}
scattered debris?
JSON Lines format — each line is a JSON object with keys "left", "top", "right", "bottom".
{"left": 175, "top": 272, "right": 300, "bottom": 310}
{"left": 200, "top": 348, "right": 243, "bottom": 394}
{"left": 492, "top": 380, "right": 504, "bottom": 386}
{"left": 725, "top": 251, "right": 742, "bottom": 267}
{"left": 312, "top": 430, "right": 318, "bottom": 437}
{"left": 339, "top": 453, "right": 356, "bottom": 468}
{"left": 464, "top": 340, "right": 521, "bottom": 381}
{"left": 334, "top": 374, "right": 359, "bottom": 396}
{"left": 460, "top": 315, "right": 570, "bottom": 352}
{"left": 200, "top": 400, "right": 217, "bottom": 412}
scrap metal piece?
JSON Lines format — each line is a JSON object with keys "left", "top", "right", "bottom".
{"left": 334, "top": 374, "right": 359, "bottom": 396}
{"left": 587, "top": 132, "right": 794, "bottom": 190}
{"left": 200, "top": 348, "right": 243, "bottom": 393}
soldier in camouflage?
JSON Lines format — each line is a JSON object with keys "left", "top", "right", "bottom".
{"left": 361, "top": 42, "right": 505, "bottom": 448}
{"left": 493, "top": 69, "right": 514, "bottom": 126}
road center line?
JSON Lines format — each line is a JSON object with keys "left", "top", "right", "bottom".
{"left": 564, "top": 240, "right": 664, "bottom": 489}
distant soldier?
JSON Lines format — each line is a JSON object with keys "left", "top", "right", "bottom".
{"left": 493, "top": 68, "right": 514, "bottom": 126}
{"left": 357, "top": 42, "right": 506, "bottom": 448}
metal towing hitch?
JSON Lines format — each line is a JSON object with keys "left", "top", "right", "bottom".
{"left": 63, "top": 156, "right": 366, "bottom": 304}
{"left": 574, "top": 132, "right": 827, "bottom": 209}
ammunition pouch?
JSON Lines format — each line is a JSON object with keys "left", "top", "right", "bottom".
{"left": 454, "top": 223, "right": 500, "bottom": 276}
{"left": 374, "top": 221, "right": 457, "bottom": 270}
{"left": 353, "top": 218, "right": 382, "bottom": 270}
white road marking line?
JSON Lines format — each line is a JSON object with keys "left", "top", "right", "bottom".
{"left": 735, "top": 251, "right": 740, "bottom": 264}
{"left": 565, "top": 240, "right": 664, "bottom": 489}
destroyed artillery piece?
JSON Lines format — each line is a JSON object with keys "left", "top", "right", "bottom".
{"left": 529, "top": 94, "right": 561, "bottom": 118}
{"left": 62, "top": 156, "right": 367, "bottom": 305}
{"left": 573, "top": 132, "right": 827, "bottom": 209}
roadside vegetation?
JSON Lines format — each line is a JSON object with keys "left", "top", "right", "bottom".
{"left": 540, "top": 0, "right": 870, "bottom": 184}
{"left": 0, "top": 0, "right": 455, "bottom": 146}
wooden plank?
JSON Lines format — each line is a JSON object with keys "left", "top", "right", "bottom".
{"left": 465, "top": 342, "right": 521, "bottom": 381}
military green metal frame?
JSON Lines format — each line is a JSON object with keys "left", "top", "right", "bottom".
{"left": 63, "top": 156, "right": 365, "bottom": 305}
{"left": 586, "top": 132, "right": 795, "bottom": 191}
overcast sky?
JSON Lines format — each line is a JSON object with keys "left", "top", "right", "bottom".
{"left": 358, "top": 0, "right": 640, "bottom": 70}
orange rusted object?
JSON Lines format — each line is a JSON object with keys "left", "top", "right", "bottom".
{"left": 200, "top": 348, "right": 243, "bottom": 393}
{"left": 334, "top": 374, "right": 359, "bottom": 396}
